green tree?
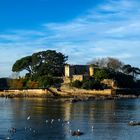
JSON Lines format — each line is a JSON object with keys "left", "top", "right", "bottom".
{"left": 114, "top": 71, "right": 134, "bottom": 88}
{"left": 94, "top": 69, "right": 110, "bottom": 81}
{"left": 38, "top": 75, "right": 63, "bottom": 88}
{"left": 122, "top": 64, "right": 140, "bottom": 78}
{"left": 12, "top": 50, "right": 68, "bottom": 78}
{"left": 0, "top": 78, "right": 10, "bottom": 90}
{"left": 82, "top": 79, "right": 105, "bottom": 90}
{"left": 12, "top": 56, "right": 32, "bottom": 76}
{"left": 38, "top": 75, "right": 54, "bottom": 88}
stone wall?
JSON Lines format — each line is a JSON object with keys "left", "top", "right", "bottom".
{"left": 101, "top": 79, "right": 117, "bottom": 88}
{"left": 61, "top": 85, "right": 113, "bottom": 95}
{"left": 72, "top": 75, "right": 84, "bottom": 81}
{"left": 1, "top": 89, "right": 49, "bottom": 97}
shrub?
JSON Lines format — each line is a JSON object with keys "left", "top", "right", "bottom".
{"left": 9, "top": 78, "right": 24, "bottom": 89}
{"left": 26, "top": 80, "right": 38, "bottom": 89}
{"left": 71, "top": 80, "right": 82, "bottom": 88}
{"left": 82, "top": 80, "right": 104, "bottom": 90}
{"left": 94, "top": 69, "right": 110, "bottom": 81}
{"left": 38, "top": 75, "right": 54, "bottom": 88}
{"left": 37, "top": 75, "right": 63, "bottom": 88}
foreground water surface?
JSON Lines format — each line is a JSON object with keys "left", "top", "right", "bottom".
{"left": 0, "top": 98, "right": 140, "bottom": 140}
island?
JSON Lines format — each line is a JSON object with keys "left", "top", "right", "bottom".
{"left": 0, "top": 50, "right": 140, "bottom": 99}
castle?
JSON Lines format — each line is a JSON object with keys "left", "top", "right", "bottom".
{"left": 64, "top": 64, "right": 98, "bottom": 83}
{"left": 64, "top": 64, "right": 116, "bottom": 88}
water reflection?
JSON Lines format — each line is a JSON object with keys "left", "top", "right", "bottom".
{"left": 0, "top": 98, "right": 140, "bottom": 140}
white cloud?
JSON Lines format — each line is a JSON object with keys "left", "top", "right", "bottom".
{"left": 0, "top": 0, "right": 140, "bottom": 77}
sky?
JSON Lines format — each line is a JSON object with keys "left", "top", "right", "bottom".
{"left": 0, "top": 0, "right": 140, "bottom": 77}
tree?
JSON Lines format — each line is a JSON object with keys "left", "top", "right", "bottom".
{"left": 38, "top": 75, "right": 63, "bottom": 88}
{"left": 0, "top": 78, "right": 10, "bottom": 90}
{"left": 114, "top": 71, "right": 134, "bottom": 88}
{"left": 12, "top": 50, "right": 68, "bottom": 78}
{"left": 94, "top": 69, "right": 110, "bottom": 81}
{"left": 107, "top": 57, "right": 123, "bottom": 71}
{"left": 122, "top": 64, "right": 140, "bottom": 78}
{"left": 87, "top": 58, "right": 107, "bottom": 68}
{"left": 88, "top": 57, "right": 123, "bottom": 71}
{"left": 12, "top": 56, "right": 33, "bottom": 76}
{"left": 82, "top": 80, "right": 102, "bottom": 90}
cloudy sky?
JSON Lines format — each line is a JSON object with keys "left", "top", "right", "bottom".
{"left": 0, "top": 0, "right": 140, "bottom": 77}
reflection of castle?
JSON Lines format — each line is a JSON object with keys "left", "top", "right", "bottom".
{"left": 64, "top": 64, "right": 98, "bottom": 83}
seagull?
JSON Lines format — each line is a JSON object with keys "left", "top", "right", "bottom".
{"left": 6, "top": 137, "right": 11, "bottom": 140}
{"left": 51, "top": 119, "right": 54, "bottom": 123}
{"left": 77, "top": 129, "right": 80, "bottom": 132}
{"left": 67, "top": 121, "right": 70, "bottom": 125}
{"left": 24, "top": 126, "right": 27, "bottom": 130}
{"left": 27, "top": 116, "right": 31, "bottom": 120}
{"left": 91, "top": 126, "right": 94, "bottom": 131}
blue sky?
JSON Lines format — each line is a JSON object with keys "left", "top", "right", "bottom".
{"left": 0, "top": 0, "right": 140, "bottom": 77}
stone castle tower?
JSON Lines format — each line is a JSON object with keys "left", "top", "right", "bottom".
{"left": 64, "top": 65, "right": 75, "bottom": 77}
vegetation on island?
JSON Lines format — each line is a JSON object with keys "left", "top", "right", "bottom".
{"left": 12, "top": 50, "right": 68, "bottom": 78}
{"left": 0, "top": 50, "right": 67, "bottom": 90}
{"left": 71, "top": 57, "right": 140, "bottom": 89}
{"left": 71, "top": 78, "right": 107, "bottom": 90}
{"left": 0, "top": 50, "right": 140, "bottom": 91}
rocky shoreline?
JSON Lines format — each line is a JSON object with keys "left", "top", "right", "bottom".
{"left": 0, "top": 90, "right": 139, "bottom": 102}
{"left": 0, "top": 87, "right": 140, "bottom": 102}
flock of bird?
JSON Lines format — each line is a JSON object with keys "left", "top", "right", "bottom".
{"left": 4, "top": 115, "right": 95, "bottom": 140}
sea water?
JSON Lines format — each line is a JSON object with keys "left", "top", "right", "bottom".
{"left": 0, "top": 98, "right": 140, "bottom": 140}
